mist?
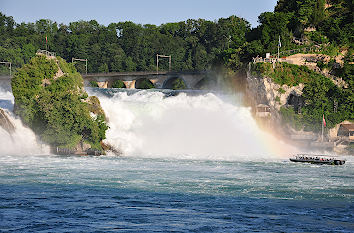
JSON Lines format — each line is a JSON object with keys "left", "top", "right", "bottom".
{"left": 92, "top": 89, "right": 297, "bottom": 161}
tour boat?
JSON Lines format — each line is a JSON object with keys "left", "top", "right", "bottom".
{"left": 289, "top": 154, "right": 345, "bottom": 165}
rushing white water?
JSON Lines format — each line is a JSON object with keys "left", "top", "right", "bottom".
{"left": 0, "top": 87, "right": 50, "bottom": 155}
{"left": 0, "top": 85, "right": 296, "bottom": 158}
{"left": 92, "top": 89, "right": 297, "bottom": 161}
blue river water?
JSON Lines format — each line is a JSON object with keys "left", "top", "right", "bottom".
{"left": 0, "top": 154, "right": 353, "bottom": 232}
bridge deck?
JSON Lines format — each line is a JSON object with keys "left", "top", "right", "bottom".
{"left": 83, "top": 71, "right": 166, "bottom": 77}
{"left": 82, "top": 71, "right": 205, "bottom": 78}
{"left": 1, "top": 71, "right": 206, "bottom": 79}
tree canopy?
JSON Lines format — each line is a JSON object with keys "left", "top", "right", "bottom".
{"left": 0, "top": 1, "right": 352, "bottom": 74}
{"left": 0, "top": 13, "right": 250, "bottom": 74}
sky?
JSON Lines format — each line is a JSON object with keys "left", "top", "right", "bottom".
{"left": 1, "top": 0, "right": 278, "bottom": 28}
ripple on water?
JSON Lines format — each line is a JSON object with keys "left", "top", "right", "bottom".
{"left": 0, "top": 154, "right": 353, "bottom": 232}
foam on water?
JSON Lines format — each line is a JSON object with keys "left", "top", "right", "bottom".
{"left": 91, "top": 89, "right": 297, "bottom": 161}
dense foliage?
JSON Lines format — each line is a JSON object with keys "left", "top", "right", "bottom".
{"left": 246, "top": 0, "right": 352, "bottom": 59}
{"left": 111, "top": 80, "right": 126, "bottom": 88}
{"left": 0, "top": 0, "right": 352, "bottom": 74}
{"left": 254, "top": 62, "right": 353, "bottom": 131}
{"left": 11, "top": 55, "right": 108, "bottom": 149}
{"left": 135, "top": 79, "right": 155, "bottom": 89}
{"left": 334, "top": 49, "right": 354, "bottom": 89}
{"left": 274, "top": 0, "right": 352, "bottom": 45}
{"left": 253, "top": 63, "right": 312, "bottom": 87}
{"left": 171, "top": 78, "right": 187, "bottom": 90}
{"left": 0, "top": 13, "right": 250, "bottom": 74}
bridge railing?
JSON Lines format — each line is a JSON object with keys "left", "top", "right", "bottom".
{"left": 270, "top": 46, "right": 322, "bottom": 58}
{"left": 36, "top": 49, "right": 56, "bottom": 57}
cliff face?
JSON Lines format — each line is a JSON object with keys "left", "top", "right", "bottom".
{"left": 246, "top": 71, "right": 304, "bottom": 113}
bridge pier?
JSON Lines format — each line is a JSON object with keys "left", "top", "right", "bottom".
{"left": 123, "top": 80, "right": 136, "bottom": 89}
{"left": 149, "top": 78, "right": 163, "bottom": 88}
{"left": 97, "top": 81, "right": 109, "bottom": 88}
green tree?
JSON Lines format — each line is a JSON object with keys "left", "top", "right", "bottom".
{"left": 98, "top": 63, "right": 109, "bottom": 73}
{"left": 171, "top": 78, "right": 187, "bottom": 90}
{"left": 111, "top": 80, "right": 126, "bottom": 88}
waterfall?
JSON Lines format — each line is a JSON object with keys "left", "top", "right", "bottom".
{"left": 0, "top": 85, "right": 296, "bottom": 158}
{"left": 91, "top": 89, "right": 296, "bottom": 160}
{"left": 0, "top": 87, "right": 49, "bottom": 155}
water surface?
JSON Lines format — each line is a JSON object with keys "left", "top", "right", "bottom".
{"left": 1, "top": 154, "right": 353, "bottom": 232}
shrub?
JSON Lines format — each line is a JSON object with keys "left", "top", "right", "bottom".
{"left": 171, "top": 78, "right": 187, "bottom": 90}
{"left": 321, "top": 44, "right": 340, "bottom": 57}
{"left": 280, "top": 107, "right": 303, "bottom": 131}
{"left": 111, "top": 80, "right": 126, "bottom": 88}
{"left": 136, "top": 79, "right": 154, "bottom": 89}
{"left": 278, "top": 88, "right": 286, "bottom": 94}
{"left": 316, "top": 61, "right": 327, "bottom": 70}
{"left": 90, "top": 81, "right": 99, "bottom": 87}
{"left": 306, "top": 31, "right": 329, "bottom": 44}
{"left": 254, "top": 62, "right": 311, "bottom": 87}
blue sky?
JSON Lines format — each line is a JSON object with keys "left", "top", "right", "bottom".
{"left": 1, "top": 0, "right": 278, "bottom": 27}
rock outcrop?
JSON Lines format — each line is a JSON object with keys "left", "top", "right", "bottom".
{"left": 246, "top": 71, "right": 304, "bottom": 113}
{"left": 0, "top": 108, "right": 15, "bottom": 134}
{"left": 11, "top": 54, "right": 109, "bottom": 154}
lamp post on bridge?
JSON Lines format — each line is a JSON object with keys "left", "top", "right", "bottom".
{"left": 156, "top": 54, "right": 171, "bottom": 74}
{"left": 0, "top": 61, "right": 12, "bottom": 76}
{"left": 72, "top": 58, "right": 88, "bottom": 74}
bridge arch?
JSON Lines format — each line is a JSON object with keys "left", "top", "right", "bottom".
{"left": 111, "top": 80, "right": 127, "bottom": 88}
{"left": 194, "top": 78, "right": 209, "bottom": 89}
{"left": 162, "top": 77, "right": 187, "bottom": 90}
{"left": 82, "top": 71, "right": 208, "bottom": 89}
{"left": 135, "top": 78, "right": 155, "bottom": 89}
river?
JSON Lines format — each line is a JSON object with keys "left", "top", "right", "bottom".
{"left": 0, "top": 87, "right": 353, "bottom": 232}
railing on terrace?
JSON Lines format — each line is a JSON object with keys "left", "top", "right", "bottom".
{"left": 36, "top": 49, "right": 56, "bottom": 57}
{"left": 253, "top": 45, "right": 324, "bottom": 64}
{"left": 252, "top": 57, "right": 285, "bottom": 63}
{"left": 271, "top": 46, "right": 322, "bottom": 57}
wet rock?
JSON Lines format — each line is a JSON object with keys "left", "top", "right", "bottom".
{"left": 0, "top": 108, "right": 15, "bottom": 134}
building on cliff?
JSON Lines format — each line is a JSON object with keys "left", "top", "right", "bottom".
{"left": 337, "top": 124, "right": 354, "bottom": 141}
{"left": 255, "top": 104, "right": 271, "bottom": 118}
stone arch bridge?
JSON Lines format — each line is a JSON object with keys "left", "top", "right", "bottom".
{"left": 82, "top": 71, "right": 208, "bottom": 89}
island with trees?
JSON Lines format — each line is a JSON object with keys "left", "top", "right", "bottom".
{"left": 11, "top": 52, "right": 108, "bottom": 154}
